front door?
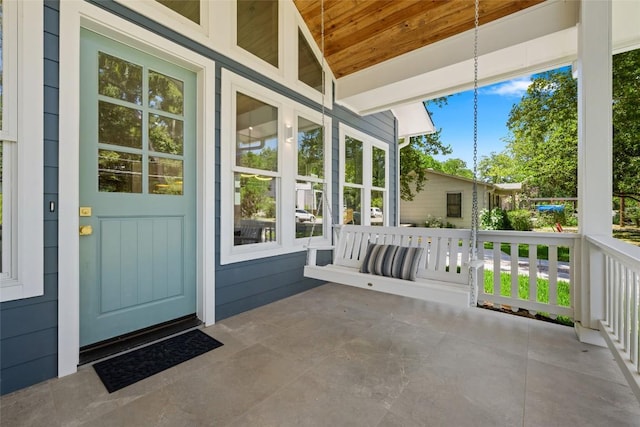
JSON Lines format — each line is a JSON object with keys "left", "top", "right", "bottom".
{"left": 79, "top": 29, "right": 197, "bottom": 346}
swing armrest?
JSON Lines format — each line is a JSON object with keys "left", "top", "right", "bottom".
{"left": 467, "top": 259, "right": 484, "bottom": 270}
{"left": 305, "top": 244, "right": 335, "bottom": 266}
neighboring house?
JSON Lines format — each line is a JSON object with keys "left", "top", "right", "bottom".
{"left": 400, "top": 169, "right": 522, "bottom": 228}
{"left": 0, "top": 0, "right": 636, "bottom": 399}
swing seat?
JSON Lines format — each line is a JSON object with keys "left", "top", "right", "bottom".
{"left": 304, "top": 225, "right": 482, "bottom": 308}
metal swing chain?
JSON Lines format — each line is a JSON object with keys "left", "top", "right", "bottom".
{"left": 470, "top": 0, "right": 480, "bottom": 306}
{"left": 306, "top": 0, "right": 330, "bottom": 252}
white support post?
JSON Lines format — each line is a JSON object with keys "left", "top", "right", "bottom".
{"left": 576, "top": 0, "right": 612, "bottom": 335}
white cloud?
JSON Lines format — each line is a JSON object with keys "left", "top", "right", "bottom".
{"left": 482, "top": 77, "right": 532, "bottom": 97}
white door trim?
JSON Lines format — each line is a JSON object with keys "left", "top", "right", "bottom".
{"left": 58, "top": 1, "right": 216, "bottom": 377}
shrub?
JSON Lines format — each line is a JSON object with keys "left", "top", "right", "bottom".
{"left": 627, "top": 206, "right": 640, "bottom": 227}
{"left": 507, "top": 209, "right": 533, "bottom": 231}
{"left": 425, "top": 215, "right": 444, "bottom": 228}
{"left": 480, "top": 207, "right": 510, "bottom": 230}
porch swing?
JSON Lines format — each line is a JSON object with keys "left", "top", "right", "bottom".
{"left": 303, "top": 0, "right": 484, "bottom": 308}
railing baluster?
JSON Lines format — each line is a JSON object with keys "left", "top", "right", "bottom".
{"left": 629, "top": 272, "right": 640, "bottom": 371}
{"left": 493, "top": 243, "right": 501, "bottom": 302}
{"left": 623, "top": 265, "right": 629, "bottom": 352}
{"left": 528, "top": 244, "right": 538, "bottom": 315}
{"left": 510, "top": 243, "right": 519, "bottom": 310}
{"left": 617, "top": 260, "right": 623, "bottom": 341}
{"left": 605, "top": 255, "right": 612, "bottom": 326}
{"left": 547, "top": 245, "right": 558, "bottom": 318}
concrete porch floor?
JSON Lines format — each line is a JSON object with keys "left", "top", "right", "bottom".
{"left": 2, "top": 283, "right": 639, "bottom": 426}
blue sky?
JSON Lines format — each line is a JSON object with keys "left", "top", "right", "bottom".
{"left": 428, "top": 76, "right": 533, "bottom": 168}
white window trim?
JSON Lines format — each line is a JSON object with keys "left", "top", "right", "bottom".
{"left": 293, "top": 108, "right": 331, "bottom": 245}
{"left": 114, "top": 0, "right": 212, "bottom": 45}
{"left": 115, "top": 0, "right": 333, "bottom": 112}
{"left": 221, "top": 69, "right": 331, "bottom": 265}
{"left": 231, "top": 0, "right": 284, "bottom": 80}
{"left": 58, "top": 1, "right": 216, "bottom": 377}
{"left": 339, "top": 124, "right": 389, "bottom": 227}
{"left": 0, "top": 0, "right": 44, "bottom": 302}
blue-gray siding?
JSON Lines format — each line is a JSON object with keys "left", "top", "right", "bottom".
{"left": 0, "top": 0, "right": 60, "bottom": 396}
{"left": 0, "top": 0, "right": 398, "bottom": 394}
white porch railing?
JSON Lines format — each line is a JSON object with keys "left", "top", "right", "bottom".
{"left": 587, "top": 235, "right": 640, "bottom": 401}
{"left": 476, "top": 231, "right": 580, "bottom": 320}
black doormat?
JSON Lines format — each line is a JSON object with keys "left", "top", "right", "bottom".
{"left": 93, "top": 329, "right": 223, "bottom": 393}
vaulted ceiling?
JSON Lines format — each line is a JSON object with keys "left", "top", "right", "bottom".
{"left": 293, "top": 0, "right": 545, "bottom": 79}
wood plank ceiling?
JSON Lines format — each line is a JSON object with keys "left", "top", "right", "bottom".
{"left": 293, "top": 0, "right": 546, "bottom": 78}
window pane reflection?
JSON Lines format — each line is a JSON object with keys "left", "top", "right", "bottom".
{"left": 98, "top": 52, "right": 142, "bottom": 105}
{"left": 98, "top": 150, "right": 142, "bottom": 193}
{"left": 149, "top": 114, "right": 183, "bottom": 155}
{"left": 234, "top": 172, "right": 277, "bottom": 245}
{"left": 372, "top": 146, "right": 385, "bottom": 187}
{"left": 149, "top": 157, "right": 183, "bottom": 195}
{"left": 297, "top": 117, "right": 323, "bottom": 178}
{"left": 345, "top": 136, "right": 363, "bottom": 185}
{"left": 148, "top": 70, "right": 184, "bottom": 115}
{"left": 155, "top": 0, "right": 200, "bottom": 24}
{"left": 343, "top": 186, "right": 361, "bottom": 225}
{"left": 237, "top": 0, "right": 278, "bottom": 68}
{"left": 236, "top": 92, "right": 278, "bottom": 172}
{"left": 371, "top": 190, "right": 384, "bottom": 226}
{"left": 296, "top": 180, "right": 323, "bottom": 238}
{"left": 99, "top": 101, "right": 142, "bottom": 149}
{"left": 298, "top": 29, "right": 322, "bottom": 92}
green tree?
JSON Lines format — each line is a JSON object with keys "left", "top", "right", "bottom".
{"left": 612, "top": 49, "right": 640, "bottom": 203}
{"left": 505, "top": 69, "right": 578, "bottom": 197}
{"left": 399, "top": 98, "right": 453, "bottom": 201}
{"left": 439, "top": 158, "right": 473, "bottom": 178}
{"left": 478, "top": 151, "right": 518, "bottom": 183}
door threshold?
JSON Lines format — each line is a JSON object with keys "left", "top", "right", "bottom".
{"left": 79, "top": 314, "right": 202, "bottom": 365}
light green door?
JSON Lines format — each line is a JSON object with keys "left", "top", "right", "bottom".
{"left": 79, "top": 29, "right": 197, "bottom": 346}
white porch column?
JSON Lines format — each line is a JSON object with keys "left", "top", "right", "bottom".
{"left": 576, "top": 0, "right": 612, "bottom": 336}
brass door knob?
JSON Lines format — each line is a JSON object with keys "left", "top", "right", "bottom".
{"left": 79, "top": 225, "right": 93, "bottom": 236}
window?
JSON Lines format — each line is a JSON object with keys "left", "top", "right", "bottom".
{"left": 298, "top": 28, "right": 322, "bottom": 93}
{"left": 0, "top": 0, "right": 43, "bottom": 301}
{"left": 97, "top": 53, "right": 187, "bottom": 195}
{"left": 155, "top": 0, "right": 200, "bottom": 24}
{"left": 234, "top": 92, "right": 279, "bottom": 246}
{"left": 296, "top": 116, "right": 325, "bottom": 238}
{"left": 447, "top": 192, "right": 462, "bottom": 218}
{"left": 340, "top": 124, "right": 388, "bottom": 226}
{"left": 237, "top": 0, "right": 278, "bottom": 68}
{"left": 221, "top": 70, "right": 330, "bottom": 264}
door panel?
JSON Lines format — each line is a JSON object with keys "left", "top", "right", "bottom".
{"left": 79, "top": 29, "right": 197, "bottom": 346}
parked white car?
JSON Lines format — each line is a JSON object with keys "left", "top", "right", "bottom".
{"left": 370, "top": 207, "right": 383, "bottom": 218}
{"left": 295, "top": 209, "right": 316, "bottom": 223}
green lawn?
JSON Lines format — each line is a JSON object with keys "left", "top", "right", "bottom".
{"left": 483, "top": 242, "right": 570, "bottom": 262}
{"left": 483, "top": 270, "right": 573, "bottom": 326}
{"left": 613, "top": 226, "right": 640, "bottom": 247}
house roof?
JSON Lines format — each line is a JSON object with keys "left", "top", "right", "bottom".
{"left": 293, "top": 0, "right": 640, "bottom": 115}
{"left": 423, "top": 169, "right": 523, "bottom": 194}
{"left": 494, "top": 183, "right": 523, "bottom": 191}
{"left": 391, "top": 102, "right": 435, "bottom": 139}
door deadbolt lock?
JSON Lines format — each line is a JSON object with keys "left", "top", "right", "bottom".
{"left": 79, "top": 225, "right": 93, "bottom": 236}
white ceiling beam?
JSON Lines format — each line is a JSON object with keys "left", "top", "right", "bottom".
{"left": 335, "top": 0, "right": 640, "bottom": 115}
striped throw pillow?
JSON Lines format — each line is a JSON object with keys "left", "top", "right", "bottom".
{"left": 360, "top": 244, "right": 398, "bottom": 276}
{"left": 391, "top": 246, "right": 424, "bottom": 281}
{"left": 360, "top": 243, "right": 424, "bottom": 281}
